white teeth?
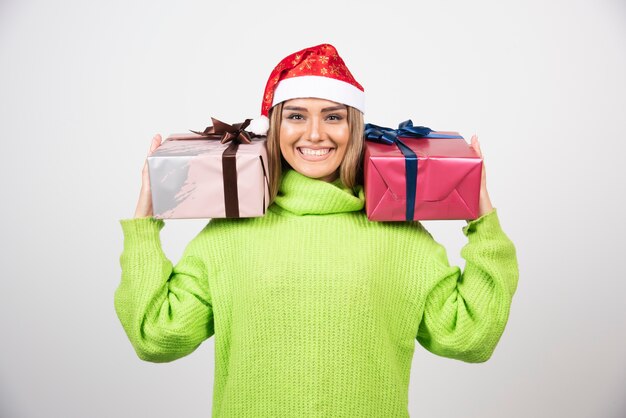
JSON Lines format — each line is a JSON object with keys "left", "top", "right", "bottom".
{"left": 299, "top": 148, "right": 331, "bottom": 156}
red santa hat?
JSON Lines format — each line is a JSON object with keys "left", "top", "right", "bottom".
{"left": 247, "top": 43, "right": 365, "bottom": 136}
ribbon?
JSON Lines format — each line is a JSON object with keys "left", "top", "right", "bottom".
{"left": 190, "top": 117, "right": 265, "bottom": 218}
{"left": 364, "top": 120, "right": 462, "bottom": 221}
{"left": 190, "top": 117, "right": 256, "bottom": 144}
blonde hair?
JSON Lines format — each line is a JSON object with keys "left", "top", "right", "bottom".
{"left": 265, "top": 101, "right": 365, "bottom": 204}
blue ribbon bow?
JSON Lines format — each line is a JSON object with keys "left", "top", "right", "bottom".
{"left": 364, "top": 120, "right": 462, "bottom": 221}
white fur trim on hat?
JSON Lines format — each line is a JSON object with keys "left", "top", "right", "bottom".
{"left": 248, "top": 115, "right": 270, "bottom": 136}
{"left": 272, "top": 75, "right": 365, "bottom": 114}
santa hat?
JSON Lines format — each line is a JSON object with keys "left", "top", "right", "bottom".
{"left": 247, "top": 43, "right": 365, "bottom": 136}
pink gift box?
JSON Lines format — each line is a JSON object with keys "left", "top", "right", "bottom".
{"left": 147, "top": 132, "right": 269, "bottom": 219}
{"left": 364, "top": 132, "right": 482, "bottom": 221}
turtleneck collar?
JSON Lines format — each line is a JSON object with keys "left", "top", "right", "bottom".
{"left": 271, "top": 169, "right": 365, "bottom": 216}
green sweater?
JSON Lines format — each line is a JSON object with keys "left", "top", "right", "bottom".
{"left": 115, "top": 168, "right": 519, "bottom": 417}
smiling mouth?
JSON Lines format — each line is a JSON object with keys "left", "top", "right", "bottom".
{"left": 297, "top": 147, "right": 333, "bottom": 156}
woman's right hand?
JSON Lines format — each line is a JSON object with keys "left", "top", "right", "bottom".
{"left": 134, "top": 134, "right": 162, "bottom": 218}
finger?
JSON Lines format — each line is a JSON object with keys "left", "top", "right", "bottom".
{"left": 141, "top": 159, "right": 151, "bottom": 188}
{"left": 470, "top": 134, "right": 482, "bottom": 157}
{"left": 142, "top": 159, "right": 148, "bottom": 175}
{"left": 149, "top": 134, "right": 162, "bottom": 154}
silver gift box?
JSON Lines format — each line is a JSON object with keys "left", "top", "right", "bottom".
{"left": 147, "top": 133, "right": 270, "bottom": 219}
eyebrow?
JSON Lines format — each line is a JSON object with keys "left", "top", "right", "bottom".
{"left": 283, "top": 105, "right": 347, "bottom": 112}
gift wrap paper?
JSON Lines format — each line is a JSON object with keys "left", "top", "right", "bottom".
{"left": 364, "top": 133, "right": 482, "bottom": 221}
{"left": 148, "top": 133, "right": 269, "bottom": 219}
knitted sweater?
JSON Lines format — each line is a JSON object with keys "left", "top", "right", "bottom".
{"left": 115, "top": 168, "right": 519, "bottom": 417}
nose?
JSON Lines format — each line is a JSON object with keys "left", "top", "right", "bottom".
{"left": 306, "top": 116, "right": 323, "bottom": 142}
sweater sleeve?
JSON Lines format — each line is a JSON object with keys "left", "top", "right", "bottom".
{"left": 415, "top": 208, "right": 519, "bottom": 363}
{"left": 114, "top": 217, "right": 214, "bottom": 363}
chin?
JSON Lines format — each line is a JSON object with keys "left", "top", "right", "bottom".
{"left": 299, "top": 166, "right": 339, "bottom": 181}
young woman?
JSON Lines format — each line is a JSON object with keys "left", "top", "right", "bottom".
{"left": 116, "top": 44, "right": 518, "bottom": 417}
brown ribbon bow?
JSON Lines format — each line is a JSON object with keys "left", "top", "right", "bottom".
{"left": 190, "top": 117, "right": 255, "bottom": 144}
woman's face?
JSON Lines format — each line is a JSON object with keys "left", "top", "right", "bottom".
{"left": 279, "top": 98, "right": 350, "bottom": 182}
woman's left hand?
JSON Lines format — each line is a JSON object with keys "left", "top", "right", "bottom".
{"left": 470, "top": 135, "right": 494, "bottom": 218}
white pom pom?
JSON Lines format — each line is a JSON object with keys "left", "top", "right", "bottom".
{"left": 248, "top": 115, "right": 270, "bottom": 136}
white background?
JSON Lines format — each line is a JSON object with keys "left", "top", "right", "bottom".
{"left": 1, "top": 0, "right": 625, "bottom": 417}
